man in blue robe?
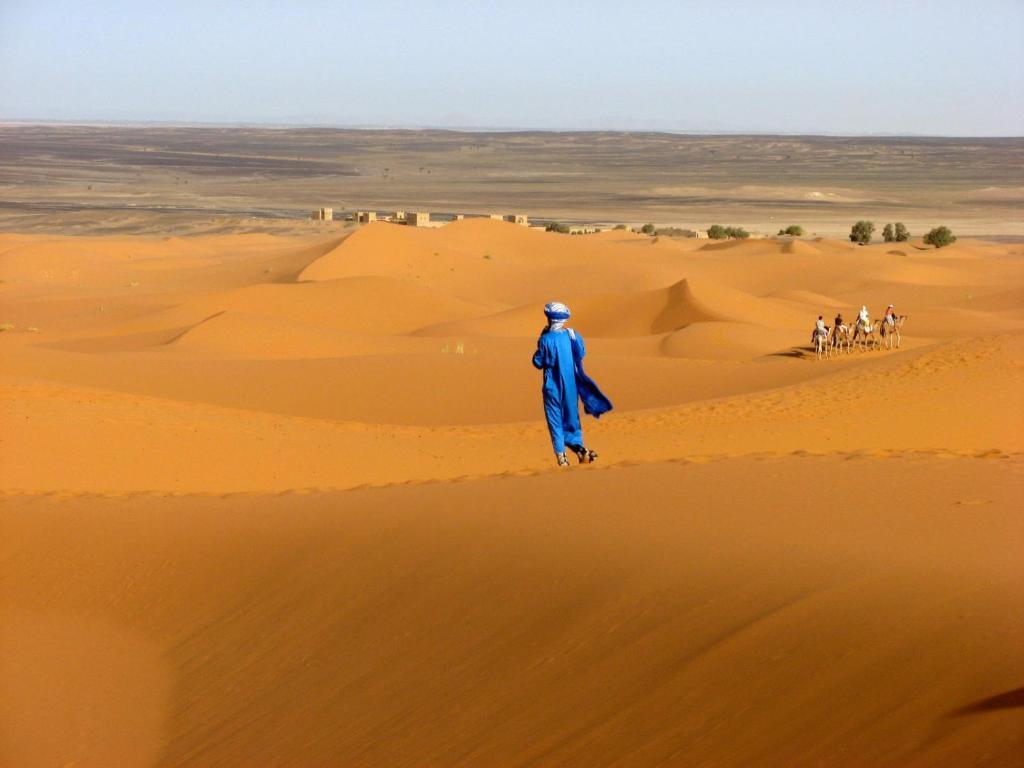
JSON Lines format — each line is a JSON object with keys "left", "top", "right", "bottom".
{"left": 532, "top": 302, "right": 613, "bottom": 466}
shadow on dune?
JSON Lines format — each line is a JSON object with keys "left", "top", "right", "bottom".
{"left": 767, "top": 347, "right": 812, "bottom": 359}
{"left": 271, "top": 233, "right": 354, "bottom": 284}
{"left": 948, "top": 687, "right": 1024, "bottom": 717}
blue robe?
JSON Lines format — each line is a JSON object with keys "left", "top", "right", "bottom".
{"left": 532, "top": 328, "right": 613, "bottom": 454}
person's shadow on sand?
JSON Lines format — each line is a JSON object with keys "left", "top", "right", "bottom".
{"left": 768, "top": 348, "right": 814, "bottom": 360}
{"left": 948, "top": 687, "right": 1024, "bottom": 717}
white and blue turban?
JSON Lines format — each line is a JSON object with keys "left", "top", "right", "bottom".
{"left": 544, "top": 301, "right": 571, "bottom": 331}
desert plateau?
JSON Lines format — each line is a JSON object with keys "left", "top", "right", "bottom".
{"left": 2, "top": 126, "right": 1023, "bottom": 239}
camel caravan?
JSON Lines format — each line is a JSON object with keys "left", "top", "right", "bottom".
{"left": 810, "top": 305, "right": 906, "bottom": 360}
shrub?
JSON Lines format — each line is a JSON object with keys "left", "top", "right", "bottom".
{"left": 780, "top": 225, "right": 804, "bottom": 236}
{"left": 612, "top": 224, "right": 627, "bottom": 230}
{"left": 709, "top": 224, "right": 749, "bottom": 240}
{"left": 639, "top": 223, "right": 656, "bottom": 235}
{"left": 894, "top": 222, "right": 910, "bottom": 242}
{"left": 923, "top": 225, "right": 957, "bottom": 248}
{"left": 882, "top": 223, "right": 895, "bottom": 242}
{"left": 545, "top": 222, "right": 570, "bottom": 234}
{"left": 849, "top": 220, "right": 875, "bottom": 245}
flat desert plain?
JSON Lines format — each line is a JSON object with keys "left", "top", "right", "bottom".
{"left": 1, "top": 141, "right": 1023, "bottom": 766}
{"left": 2, "top": 126, "right": 1023, "bottom": 237}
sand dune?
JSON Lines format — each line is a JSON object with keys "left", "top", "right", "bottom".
{"left": 417, "top": 278, "right": 810, "bottom": 340}
{"left": 950, "top": 285, "right": 1024, "bottom": 312}
{"left": 165, "top": 276, "right": 494, "bottom": 337}
{"left": 659, "top": 321, "right": 800, "bottom": 359}
{"left": 3, "top": 220, "right": 1021, "bottom": 461}
{"left": 698, "top": 238, "right": 758, "bottom": 252}
{"left": 4, "top": 332, "right": 1019, "bottom": 493}
{"left": 767, "top": 288, "right": 848, "bottom": 307}
{"left": 780, "top": 238, "right": 824, "bottom": 256}
{"left": 0, "top": 232, "right": 339, "bottom": 287}
{"left": 299, "top": 220, "right": 682, "bottom": 303}
{"left": 1, "top": 221, "right": 1022, "bottom": 766}
{"left": 171, "top": 311, "right": 390, "bottom": 359}
{"left": 2, "top": 458, "right": 1021, "bottom": 767}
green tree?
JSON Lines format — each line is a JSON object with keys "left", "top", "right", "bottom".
{"left": 612, "top": 224, "right": 627, "bottom": 230}
{"left": 849, "top": 220, "right": 875, "bottom": 245}
{"left": 894, "top": 222, "right": 910, "bottom": 242}
{"left": 709, "top": 224, "right": 749, "bottom": 239}
{"left": 923, "top": 225, "right": 957, "bottom": 248}
{"left": 782, "top": 225, "right": 804, "bottom": 236}
{"left": 640, "top": 222, "right": 656, "bottom": 235}
{"left": 545, "top": 222, "right": 570, "bottom": 234}
{"left": 882, "top": 223, "right": 895, "bottom": 242}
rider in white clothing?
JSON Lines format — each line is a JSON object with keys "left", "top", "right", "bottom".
{"left": 812, "top": 315, "right": 828, "bottom": 345}
{"left": 858, "top": 305, "right": 870, "bottom": 329}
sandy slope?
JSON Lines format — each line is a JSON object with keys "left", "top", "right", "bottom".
{"left": 1, "top": 221, "right": 1022, "bottom": 766}
{"left": 3, "top": 459, "right": 1021, "bottom": 767}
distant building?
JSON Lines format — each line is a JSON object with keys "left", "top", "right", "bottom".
{"left": 681, "top": 228, "right": 708, "bottom": 239}
{"left": 488, "top": 214, "right": 503, "bottom": 221}
{"left": 311, "top": 207, "right": 333, "bottom": 221}
{"left": 454, "top": 214, "right": 465, "bottom": 221}
{"left": 354, "top": 211, "right": 377, "bottom": 224}
{"left": 407, "top": 211, "right": 430, "bottom": 227}
{"left": 393, "top": 211, "right": 406, "bottom": 222}
{"left": 504, "top": 214, "right": 528, "bottom": 226}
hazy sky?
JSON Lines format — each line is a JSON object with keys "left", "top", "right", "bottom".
{"left": 1, "top": 0, "right": 1021, "bottom": 135}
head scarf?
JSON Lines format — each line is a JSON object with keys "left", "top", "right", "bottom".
{"left": 544, "top": 301, "right": 571, "bottom": 332}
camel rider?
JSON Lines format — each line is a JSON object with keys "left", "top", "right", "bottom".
{"left": 857, "top": 305, "right": 870, "bottom": 331}
{"left": 883, "top": 304, "right": 897, "bottom": 327}
{"left": 833, "top": 312, "right": 845, "bottom": 340}
{"left": 812, "top": 315, "right": 828, "bottom": 345}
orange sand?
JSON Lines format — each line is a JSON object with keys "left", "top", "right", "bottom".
{"left": 1, "top": 221, "right": 1022, "bottom": 766}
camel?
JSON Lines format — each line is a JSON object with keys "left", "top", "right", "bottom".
{"left": 851, "top": 320, "right": 880, "bottom": 351}
{"left": 880, "top": 315, "right": 907, "bottom": 349}
{"left": 831, "top": 324, "right": 852, "bottom": 355}
{"left": 813, "top": 327, "right": 831, "bottom": 360}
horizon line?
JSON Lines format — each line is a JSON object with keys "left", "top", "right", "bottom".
{"left": 1, "top": 117, "right": 1021, "bottom": 140}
